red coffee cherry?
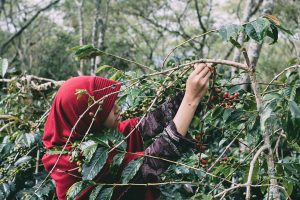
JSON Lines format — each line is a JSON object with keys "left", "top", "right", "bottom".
{"left": 229, "top": 95, "right": 235, "bottom": 100}
{"left": 210, "top": 96, "right": 217, "bottom": 102}
{"left": 223, "top": 92, "right": 229, "bottom": 98}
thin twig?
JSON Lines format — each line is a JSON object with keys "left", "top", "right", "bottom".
{"left": 263, "top": 65, "right": 300, "bottom": 93}
{"left": 245, "top": 145, "right": 268, "bottom": 200}
{"left": 161, "top": 30, "right": 217, "bottom": 70}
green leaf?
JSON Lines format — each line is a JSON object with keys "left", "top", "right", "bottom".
{"left": 88, "top": 95, "right": 95, "bottom": 107}
{"left": 80, "top": 141, "right": 98, "bottom": 163}
{"left": 74, "top": 45, "right": 99, "bottom": 59}
{"left": 229, "top": 37, "right": 242, "bottom": 48}
{"left": 266, "top": 23, "right": 278, "bottom": 44}
{"left": 288, "top": 100, "right": 300, "bottom": 118}
{"left": 219, "top": 24, "right": 243, "bottom": 41}
{"left": 110, "top": 153, "right": 125, "bottom": 176}
{"left": 82, "top": 147, "right": 109, "bottom": 180}
{"left": 96, "top": 65, "right": 112, "bottom": 74}
{"left": 121, "top": 157, "right": 143, "bottom": 183}
{"left": 277, "top": 24, "right": 293, "bottom": 35}
{"left": 245, "top": 18, "right": 270, "bottom": 43}
{"left": 14, "top": 156, "right": 32, "bottom": 166}
{"left": 282, "top": 180, "right": 294, "bottom": 196}
{"left": 228, "top": 85, "right": 242, "bottom": 94}
{"left": 223, "top": 109, "right": 233, "bottom": 122}
{"left": 112, "top": 153, "right": 125, "bottom": 168}
{"left": 89, "top": 185, "right": 103, "bottom": 200}
{"left": 75, "top": 89, "right": 88, "bottom": 100}
{"left": 67, "top": 181, "right": 93, "bottom": 200}
{"left": 98, "top": 187, "right": 113, "bottom": 200}
{"left": 109, "top": 71, "right": 124, "bottom": 81}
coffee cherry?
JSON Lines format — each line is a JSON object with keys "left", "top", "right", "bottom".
{"left": 234, "top": 92, "right": 239, "bottom": 98}
{"left": 196, "top": 143, "right": 206, "bottom": 150}
{"left": 229, "top": 95, "right": 235, "bottom": 100}
{"left": 200, "top": 158, "right": 207, "bottom": 165}
{"left": 223, "top": 92, "right": 229, "bottom": 98}
{"left": 78, "top": 167, "right": 82, "bottom": 173}
{"left": 195, "top": 134, "right": 201, "bottom": 141}
{"left": 214, "top": 87, "right": 221, "bottom": 93}
{"left": 209, "top": 96, "right": 216, "bottom": 102}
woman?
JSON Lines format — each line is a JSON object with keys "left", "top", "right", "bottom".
{"left": 42, "top": 63, "right": 211, "bottom": 199}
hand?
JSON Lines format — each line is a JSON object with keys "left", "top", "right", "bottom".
{"left": 185, "top": 63, "right": 212, "bottom": 104}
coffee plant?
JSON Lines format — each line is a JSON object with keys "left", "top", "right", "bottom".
{"left": 0, "top": 15, "right": 299, "bottom": 200}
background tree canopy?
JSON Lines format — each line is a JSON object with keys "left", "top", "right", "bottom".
{"left": 0, "top": 0, "right": 300, "bottom": 199}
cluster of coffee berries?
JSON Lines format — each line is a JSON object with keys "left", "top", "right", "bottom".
{"left": 194, "top": 133, "right": 207, "bottom": 151}
{"left": 209, "top": 87, "right": 240, "bottom": 109}
{"left": 15, "top": 144, "right": 27, "bottom": 156}
{"left": 121, "top": 97, "right": 152, "bottom": 119}
{"left": 0, "top": 168, "right": 8, "bottom": 178}
{"left": 68, "top": 148, "right": 83, "bottom": 172}
{"left": 199, "top": 157, "right": 207, "bottom": 168}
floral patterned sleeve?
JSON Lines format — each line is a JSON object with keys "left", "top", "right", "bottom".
{"left": 138, "top": 91, "right": 184, "bottom": 140}
{"left": 139, "top": 120, "right": 196, "bottom": 181}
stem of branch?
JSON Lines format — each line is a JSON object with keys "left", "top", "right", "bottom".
{"left": 245, "top": 145, "right": 268, "bottom": 200}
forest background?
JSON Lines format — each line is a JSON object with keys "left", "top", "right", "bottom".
{"left": 0, "top": 0, "right": 300, "bottom": 199}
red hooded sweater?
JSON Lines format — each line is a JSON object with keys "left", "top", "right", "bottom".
{"left": 42, "top": 76, "right": 157, "bottom": 200}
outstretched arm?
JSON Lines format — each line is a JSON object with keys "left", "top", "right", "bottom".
{"left": 138, "top": 91, "right": 184, "bottom": 140}
{"left": 140, "top": 63, "right": 211, "bottom": 180}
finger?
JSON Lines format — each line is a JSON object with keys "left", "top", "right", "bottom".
{"left": 197, "top": 66, "right": 210, "bottom": 78}
{"left": 191, "top": 63, "right": 206, "bottom": 76}
{"left": 201, "top": 71, "right": 212, "bottom": 83}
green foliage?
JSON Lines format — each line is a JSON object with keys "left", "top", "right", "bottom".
{"left": 67, "top": 180, "right": 93, "bottom": 200}
{"left": 82, "top": 147, "right": 109, "bottom": 180}
{"left": 218, "top": 15, "right": 292, "bottom": 48}
{"left": 121, "top": 157, "right": 143, "bottom": 184}
{"left": 0, "top": 5, "right": 299, "bottom": 199}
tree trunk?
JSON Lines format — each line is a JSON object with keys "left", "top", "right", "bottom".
{"left": 90, "top": 0, "right": 101, "bottom": 75}
{"left": 75, "top": 0, "right": 85, "bottom": 75}
{"left": 93, "top": 0, "right": 110, "bottom": 74}
{"left": 247, "top": 0, "right": 280, "bottom": 199}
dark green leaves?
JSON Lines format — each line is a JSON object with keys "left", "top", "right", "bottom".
{"left": 82, "top": 147, "right": 109, "bottom": 180}
{"left": 72, "top": 45, "right": 100, "bottom": 59}
{"left": 75, "top": 89, "right": 88, "bottom": 100}
{"left": 89, "top": 185, "right": 103, "bottom": 200}
{"left": 245, "top": 18, "right": 270, "bottom": 44}
{"left": 97, "top": 187, "right": 114, "bottom": 200}
{"left": 67, "top": 181, "right": 93, "bottom": 200}
{"left": 218, "top": 16, "right": 292, "bottom": 46}
{"left": 121, "top": 157, "right": 143, "bottom": 184}
{"left": 80, "top": 141, "right": 98, "bottom": 163}
{"left": 288, "top": 100, "right": 300, "bottom": 119}
{"left": 219, "top": 24, "right": 243, "bottom": 48}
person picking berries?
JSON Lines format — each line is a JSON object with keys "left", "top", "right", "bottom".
{"left": 42, "top": 63, "right": 211, "bottom": 199}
